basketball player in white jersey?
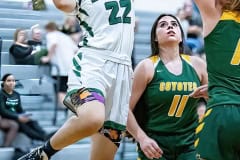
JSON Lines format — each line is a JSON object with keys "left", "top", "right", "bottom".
{"left": 18, "top": 0, "right": 135, "bottom": 159}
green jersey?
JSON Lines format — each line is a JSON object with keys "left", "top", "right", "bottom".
{"left": 204, "top": 11, "right": 240, "bottom": 108}
{"left": 143, "top": 55, "right": 200, "bottom": 134}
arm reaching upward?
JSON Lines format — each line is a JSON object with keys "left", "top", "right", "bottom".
{"left": 194, "top": 0, "right": 222, "bottom": 36}
{"left": 194, "top": 0, "right": 215, "bottom": 13}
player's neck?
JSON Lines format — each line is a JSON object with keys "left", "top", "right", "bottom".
{"left": 159, "top": 46, "right": 180, "bottom": 63}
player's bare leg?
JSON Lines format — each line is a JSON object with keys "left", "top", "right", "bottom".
{"left": 90, "top": 133, "right": 118, "bottom": 160}
{"left": 51, "top": 100, "right": 105, "bottom": 149}
{"left": 18, "top": 100, "right": 105, "bottom": 160}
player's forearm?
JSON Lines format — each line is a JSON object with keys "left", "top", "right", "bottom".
{"left": 127, "top": 111, "right": 148, "bottom": 142}
{"left": 52, "top": 0, "right": 76, "bottom": 13}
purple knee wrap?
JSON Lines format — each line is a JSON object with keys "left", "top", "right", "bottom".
{"left": 92, "top": 92, "right": 105, "bottom": 104}
{"left": 77, "top": 89, "right": 105, "bottom": 105}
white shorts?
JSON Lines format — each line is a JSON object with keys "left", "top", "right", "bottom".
{"left": 67, "top": 48, "right": 133, "bottom": 130}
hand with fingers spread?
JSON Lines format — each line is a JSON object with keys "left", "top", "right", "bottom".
{"left": 189, "top": 84, "right": 208, "bottom": 100}
{"left": 139, "top": 136, "right": 163, "bottom": 159}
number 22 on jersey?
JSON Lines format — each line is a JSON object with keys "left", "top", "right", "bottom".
{"left": 104, "top": 0, "right": 131, "bottom": 25}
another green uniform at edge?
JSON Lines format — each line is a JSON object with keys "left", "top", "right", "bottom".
{"left": 137, "top": 55, "right": 200, "bottom": 160}
{"left": 204, "top": 12, "right": 240, "bottom": 108}
{"left": 195, "top": 12, "right": 240, "bottom": 160}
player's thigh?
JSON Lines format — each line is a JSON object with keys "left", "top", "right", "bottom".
{"left": 90, "top": 133, "right": 118, "bottom": 160}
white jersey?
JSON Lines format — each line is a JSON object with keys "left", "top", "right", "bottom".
{"left": 74, "top": 0, "right": 135, "bottom": 63}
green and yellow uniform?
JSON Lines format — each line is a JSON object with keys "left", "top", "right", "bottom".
{"left": 138, "top": 55, "right": 200, "bottom": 160}
{"left": 205, "top": 11, "right": 240, "bottom": 108}
{"left": 195, "top": 11, "right": 240, "bottom": 160}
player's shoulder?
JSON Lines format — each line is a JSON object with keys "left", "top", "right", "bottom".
{"left": 134, "top": 57, "right": 155, "bottom": 83}
{"left": 137, "top": 56, "right": 159, "bottom": 70}
{"left": 180, "top": 54, "right": 205, "bottom": 67}
{"left": 189, "top": 55, "right": 206, "bottom": 68}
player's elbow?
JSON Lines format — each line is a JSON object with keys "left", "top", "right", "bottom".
{"left": 54, "top": 2, "right": 68, "bottom": 11}
{"left": 53, "top": 0, "right": 75, "bottom": 12}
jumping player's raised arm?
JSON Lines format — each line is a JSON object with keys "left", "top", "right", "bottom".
{"left": 52, "top": 0, "right": 77, "bottom": 13}
{"left": 194, "top": 0, "right": 222, "bottom": 36}
{"left": 194, "top": 0, "right": 216, "bottom": 13}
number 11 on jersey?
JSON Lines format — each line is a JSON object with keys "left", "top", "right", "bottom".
{"left": 168, "top": 95, "right": 189, "bottom": 117}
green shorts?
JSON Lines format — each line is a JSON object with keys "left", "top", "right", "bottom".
{"left": 195, "top": 105, "right": 240, "bottom": 160}
{"left": 137, "top": 132, "right": 196, "bottom": 160}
